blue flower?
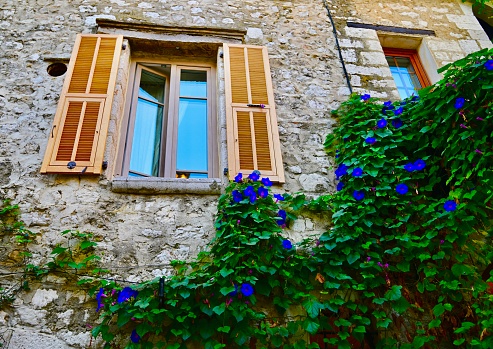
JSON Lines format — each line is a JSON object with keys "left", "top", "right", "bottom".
{"left": 248, "top": 171, "right": 260, "bottom": 181}
{"left": 414, "top": 159, "right": 426, "bottom": 171}
{"left": 232, "top": 190, "right": 243, "bottom": 203}
{"left": 411, "top": 95, "right": 419, "bottom": 102}
{"left": 278, "top": 210, "right": 287, "bottom": 220}
{"left": 234, "top": 173, "right": 242, "bottom": 183}
{"left": 244, "top": 186, "right": 255, "bottom": 197}
{"left": 96, "top": 288, "right": 105, "bottom": 312}
{"left": 454, "top": 97, "right": 465, "bottom": 109}
{"left": 335, "top": 164, "right": 348, "bottom": 178}
{"left": 365, "top": 137, "right": 376, "bottom": 145}
{"left": 444, "top": 200, "right": 457, "bottom": 212}
{"left": 353, "top": 190, "right": 365, "bottom": 201}
{"left": 392, "top": 119, "right": 403, "bottom": 128}
{"left": 274, "top": 194, "right": 285, "bottom": 201}
{"left": 282, "top": 239, "right": 292, "bottom": 249}
{"left": 277, "top": 219, "right": 286, "bottom": 226}
{"left": 404, "top": 163, "right": 415, "bottom": 172}
{"left": 130, "top": 329, "right": 140, "bottom": 344}
{"left": 336, "top": 182, "right": 344, "bottom": 191}
{"left": 394, "top": 107, "right": 403, "bottom": 116}
{"left": 395, "top": 183, "right": 408, "bottom": 195}
{"left": 377, "top": 118, "right": 388, "bottom": 128}
{"left": 335, "top": 150, "right": 340, "bottom": 158}
{"left": 117, "top": 287, "right": 138, "bottom": 304}
{"left": 383, "top": 101, "right": 394, "bottom": 109}
{"left": 240, "top": 283, "right": 254, "bottom": 297}
{"left": 352, "top": 167, "right": 363, "bottom": 177}
{"left": 485, "top": 60, "right": 493, "bottom": 71}
{"left": 361, "top": 94, "right": 371, "bottom": 101}
{"left": 258, "top": 186, "right": 268, "bottom": 198}
{"left": 261, "top": 177, "right": 272, "bottom": 187}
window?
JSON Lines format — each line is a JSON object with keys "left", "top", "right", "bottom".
{"left": 122, "top": 62, "right": 216, "bottom": 179}
{"left": 384, "top": 48, "right": 430, "bottom": 99}
{"left": 41, "top": 34, "right": 285, "bottom": 188}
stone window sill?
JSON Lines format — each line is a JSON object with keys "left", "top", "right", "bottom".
{"left": 111, "top": 177, "right": 223, "bottom": 195}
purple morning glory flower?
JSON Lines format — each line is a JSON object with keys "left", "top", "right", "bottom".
{"left": 335, "top": 164, "right": 348, "bottom": 178}
{"left": 353, "top": 190, "right": 365, "bottom": 201}
{"left": 261, "top": 177, "right": 272, "bottom": 187}
{"left": 240, "top": 283, "right": 254, "bottom": 297}
{"left": 475, "top": 149, "right": 483, "bottom": 155}
{"left": 485, "top": 60, "right": 493, "bottom": 71}
{"left": 248, "top": 171, "right": 260, "bottom": 181}
{"left": 393, "top": 107, "right": 403, "bottom": 116}
{"left": 377, "top": 118, "right": 388, "bottom": 128}
{"left": 404, "top": 163, "right": 415, "bottom": 172}
{"left": 454, "top": 97, "right": 465, "bottom": 109}
{"left": 352, "top": 167, "right": 363, "bottom": 177}
{"left": 234, "top": 173, "right": 242, "bottom": 183}
{"left": 117, "top": 287, "right": 138, "bottom": 304}
{"left": 278, "top": 210, "right": 287, "bottom": 220}
{"left": 282, "top": 239, "right": 292, "bottom": 249}
{"left": 277, "top": 219, "right": 286, "bottom": 226}
{"left": 414, "top": 159, "right": 426, "bottom": 171}
{"left": 392, "top": 119, "right": 403, "bottom": 128}
{"left": 336, "top": 182, "right": 344, "bottom": 191}
{"left": 274, "top": 194, "right": 285, "bottom": 201}
{"left": 258, "top": 186, "right": 268, "bottom": 198}
{"left": 443, "top": 200, "right": 457, "bottom": 212}
{"left": 365, "top": 137, "right": 376, "bottom": 145}
{"left": 130, "top": 329, "right": 140, "bottom": 343}
{"left": 361, "top": 94, "right": 371, "bottom": 101}
{"left": 395, "top": 183, "right": 408, "bottom": 195}
{"left": 411, "top": 95, "right": 419, "bottom": 102}
{"left": 383, "top": 101, "right": 394, "bottom": 109}
{"left": 232, "top": 190, "right": 243, "bottom": 203}
{"left": 244, "top": 186, "right": 255, "bottom": 197}
{"left": 96, "top": 288, "right": 105, "bottom": 312}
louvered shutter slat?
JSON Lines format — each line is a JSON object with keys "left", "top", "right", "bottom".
{"left": 41, "top": 34, "right": 123, "bottom": 174}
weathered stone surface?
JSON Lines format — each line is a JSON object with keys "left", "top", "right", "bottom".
{"left": 0, "top": 0, "right": 490, "bottom": 347}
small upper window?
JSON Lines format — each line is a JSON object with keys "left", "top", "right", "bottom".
{"left": 384, "top": 48, "right": 430, "bottom": 99}
{"left": 122, "top": 62, "right": 216, "bottom": 179}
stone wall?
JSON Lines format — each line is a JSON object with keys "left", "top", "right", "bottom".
{"left": 0, "top": 0, "right": 490, "bottom": 347}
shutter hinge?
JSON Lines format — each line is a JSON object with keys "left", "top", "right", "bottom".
{"left": 219, "top": 52, "right": 224, "bottom": 58}
{"left": 223, "top": 168, "right": 228, "bottom": 176}
{"left": 102, "top": 161, "right": 108, "bottom": 170}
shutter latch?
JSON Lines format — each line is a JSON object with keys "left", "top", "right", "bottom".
{"left": 247, "top": 104, "right": 265, "bottom": 108}
{"left": 67, "top": 161, "right": 76, "bottom": 169}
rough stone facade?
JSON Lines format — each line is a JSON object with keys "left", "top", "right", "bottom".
{"left": 0, "top": 0, "right": 491, "bottom": 347}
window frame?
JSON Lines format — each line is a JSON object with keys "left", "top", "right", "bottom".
{"left": 120, "top": 58, "right": 218, "bottom": 180}
{"left": 383, "top": 47, "right": 431, "bottom": 98}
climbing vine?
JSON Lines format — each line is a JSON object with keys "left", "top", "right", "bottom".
{"left": 2, "top": 48, "right": 493, "bottom": 349}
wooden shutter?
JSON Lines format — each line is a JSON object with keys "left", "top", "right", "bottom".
{"left": 223, "top": 44, "right": 285, "bottom": 183}
{"left": 41, "top": 34, "right": 123, "bottom": 174}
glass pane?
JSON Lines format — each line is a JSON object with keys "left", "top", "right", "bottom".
{"left": 176, "top": 98, "right": 207, "bottom": 173}
{"left": 180, "top": 70, "right": 207, "bottom": 98}
{"left": 387, "top": 55, "right": 421, "bottom": 99}
{"left": 139, "top": 70, "right": 165, "bottom": 103}
{"left": 129, "top": 99, "right": 164, "bottom": 177}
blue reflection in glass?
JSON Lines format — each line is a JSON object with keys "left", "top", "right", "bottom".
{"left": 176, "top": 98, "right": 207, "bottom": 173}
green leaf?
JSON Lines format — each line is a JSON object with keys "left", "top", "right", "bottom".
{"left": 217, "top": 326, "right": 230, "bottom": 333}
{"left": 303, "top": 319, "right": 320, "bottom": 334}
{"left": 385, "top": 285, "right": 402, "bottom": 301}
{"left": 453, "top": 339, "right": 465, "bottom": 345}
{"left": 347, "top": 252, "right": 360, "bottom": 265}
{"left": 220, "top": 268, "right": 234, "bottom": 278}
{"left": 212, "top": 303, "right": 225, "bottom": 315}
